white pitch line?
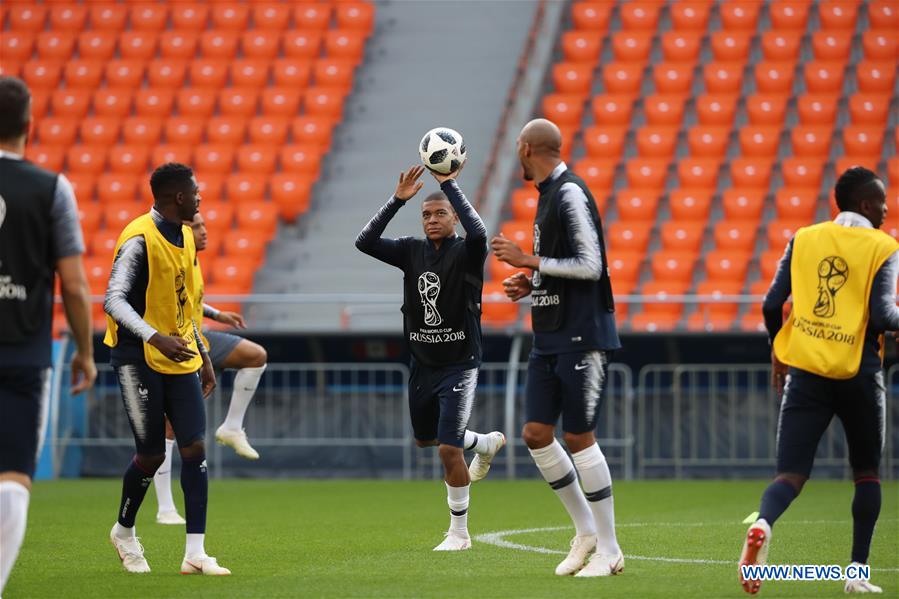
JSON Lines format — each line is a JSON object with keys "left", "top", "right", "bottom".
{"left": 474, "top": 524, "right": 899, "bottom": 571}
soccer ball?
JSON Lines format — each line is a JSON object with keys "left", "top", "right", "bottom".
{"left": 419, "top": 127, "right": 467, "bottom": 175}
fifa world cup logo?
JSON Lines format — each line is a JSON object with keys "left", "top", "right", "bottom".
{"left": 813, "top": 256, "right": 848, "bottom": 319}
{"left": 175, "top": 270, "right": 188, "bottom": 328}
{"left": 532, "top": 224, "right": 542, "bottom": 288}
{"left": 417, "top": 271, "right": 443, "bottom": 326}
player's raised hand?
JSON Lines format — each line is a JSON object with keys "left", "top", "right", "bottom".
{"left": 216, "top": 311, "right": 246, "bottom": 329}
{"left": 502, "top": 272, "right": 532, "bottom": 302}
{"left": 492, "top": 234, "right": 539, "bottom": 269}
{"left": 430, "top": 159, "right": 465, "bottom": 184}
{"left": 394, "top": 165, "right": 426, "bottom": 201}
{"left": 200, "top": 354, "right": 216, "bottom": 398}
{"left": 69, "top": 351, "right": 97, "bottom": 395}
{"left": 149, "top": 333, "right": 198, "bottom": 362}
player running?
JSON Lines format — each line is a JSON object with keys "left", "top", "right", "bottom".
{"left": 493, "top": 118, "right": 623, "bottom": 577}
{"left": 740, "top": 167, "right": 898, "bottom": 595}
{"left": 154, "top": 212, "right": 269, "bottom": 524}
{"left": 355, "top": 164, "right": 504, "bottom": 551}
{"left": 104, "top": 163, "right": 229, "bottom": 575}
{"left": 0, "top": 76, "right": 97, "bottom": 594}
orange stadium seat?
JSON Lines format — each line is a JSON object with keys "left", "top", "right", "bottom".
{"left": 201, "top": 202, "right": 235, "bottom": 233}
{"left": 177, "top": 89, "right": 217, "bottom": 118}
{"left": 77, "top": 31, "right": 116, "bottom": 61}
{"left": 314, "top": 59, "right": 356, "bottom": 91}
{"left": 745, "top": 95, "right": 788, "bottom": 126}
{"left": 283, "top": 31, "right": 323, "bottom": 59}
{"left": 775, "top": 189, "right": 818, "bottom": 220}
{"left": 26, "top": 145, "right": 65, "bottom": 172}
{"left": 761, "top": 32, "right": 801, "bottom": 62}
{"left": 105, "top": 203, "right": 145, "bottom": 231}
{"left": 96, "top": 174, "right": 139, "bottom": 204}
{"left": 89, "top": 230, "right": 122, "bottom": 259}
{"left": 661, "top": 31, "right": 701, "bottom": 63}
{"left": 336, "top": 3, "right": 375, "bottom": 34}
{"left": 253, "top": 4, "right": 291, "bottom": 31}
{"left": 767, "top": 219, "right": 807, "bottom": 250}
{"left": 576, "top": 158, "right": 616, "bottom": 191}
{"left": 616, "top": 190, "right": 660, "bottom": 221}
{"left": 796, "top": 95, "right": 838, "bottom": 126}
{"left": 719, "top": 2, "right": 760, "bottom": 30}
{"left": 669, "top": 2, "right": 710, "bottom": 31}
{"left": 553, "top": 63, "right": 594, "bottom": 94}
{"left": 602, "top": 63, "right": 643, "bottom": 95}
{"left": 499, "top": 221, "right": 535, "bottom": 252}
{"left": 562, "top": 31, "right": 602, "bottom": 64}
{"left": 856, "top": 62, "right": 896, "bottom": 94}
{"left": 242, "top": 31, "right": 281, "bottom": 60}
{"left": 171, "top": 4, "right": 210, "bottom": 30}
{"left": 583, "top": 127, "right": 626, "bottom": 158}
{"left": 869, "top": 0, "right": 899, "bottom": 29}
{"left": 212, "top": 3, "right": 250, "bottom": 30}
{"left": 199, "top": 31, "right": 239, "bottom": 60}
{"left": 231, "top": 60, "right": 270, "bottom": 88}
{"left": 50, "top": 4, "right": 87, "bottom": 31}
{"left": 273, "top": 59, "right": 313, "bottom": 87}
{"left": 619, "top": 2, "right": 661, "bottom": 30}
{"left": 714, "top": 221, "right": 756, "bottom": 252}
{"left": 8, "top": 5, "right": 47, "bottom": 32}
{"left": 0, "top": 61, "right": 23, "bottom": 79}
{"left": 65, "top": 60, "right": 104, "bottom": 91}
{"left": 152, "top": 145, "right": 193, "bottom": 166}
{"left": 781, "top": 158, "right": 824, "bottom": 189}
{"left": 643, "top": 96, "right": 685, "bottom": 126}
{"left": 677, "top": 159, "right": 720, "bottom": 189}
{"left": 611, "top": 32, "right": 652, "bottom": 63}
{"left": 688, "top": 280, "right": 742, "bottom": 330}
{"left": 259, "top": 87, "right": 303, "bottom": 116}
{"left": 67, "top": 145, "right": 107, "bottom": 175}
{"left": 862, "top": 32, "right": 897, "bottom": 61}
{"left": 119, "top": 32, "right": 158, "bottom": 61}
{"left": 270, "top": 174, "right": 313, "bottom": 221}
{"left": 637, "top": 128, "right": 678, "bottom": 159}
{"left": 818, "top": 1, "right": 858, "bottom": 30}
{"left": 812, "top": 32, "right": 852, "bottom": 62}
{"left": 36, "top": 32, "right": 76, "bottom": 61}
{"left": 134, "top": 89, "right": 175, "bottom": 117}
{"left": 669, "top": 189, "right": 712, "bottom": 221}
{"left": 482, "top": 282, "right": 520, "bottom": 328}
{"left": 248, "top": 117, "right": 289, "bottom": 145}
{"left": 209, "top": 257, "right": 256, "bottom": 290}
{"left": 291, "top": 116, "right": 334, "bottom": 149}
{"left": 790, "top": 127, "right": 832, "bottom": 158}
{"left": 705, "top": 250, "right": 751, "bottom": 283}
{"left": 842, "top": 127, "right": 883, "bottom": 159}
{"left": 703, "top": 62, "right": 743, "bottom": 94}
{"left": 195, "top": 145, "right": 235, "bottom": 174}
{"left": 722, "top": 189, "right": 765, "bottom": 221}
{"left": 130, "top": 3, "right": 168, "bottom": 31}
{"left": 165, "top": 118, "right": 204, "bottom": 145}
{"left": 236, "top": 146, "right": 277, "bottom": 174}
{"left": 730, "top": 159, "right": 772, "bottom": 190}
{"left": 108, "top": 145, "right": 149, "bottom": 175}
{"left": 22, "top": 61, "right": 63, "bottom": 91}
{"left": 836, "top": 157, "right": 879, "bottom": 178}
{"left": 652, "top": 63, "right": 693, "bottom": 95}
{"left": 687, "top": 128, "right": 729, "bottom": 158}
{"left": 326, "top": 30, "right": 367, "bottom": 64}
{"left": 83, "top": 257, "right": 111, "bottom": 295}
{"left": 236, "top": 202, "right": 278, "bottom": 237}
{"left": 651, "top": 253, "right": 696, "bottom": 285}
{"left": 29, "top": 90, "right": 51, "bottom": 119}
{"left": 803, "top": 62, "right": 844, "bottom": 94}
{"left": 888, "top": 159, "right": 899, "bottom": 187}
{"left": 280, "top": 145, "right": 322, "bottom": 174}
{"left": 293, "top": 3, "right": 332, "bottom": 30}
{"left": 225, "top": 174, "right": 268, "bottom": 203}
{"left": 626, "top": 160, "right": 669, "bottom": 190}
{"left": 542, "top": 94, "right": 584, "bottom": 126}
{"left": 1, "top": 33, "right": 34, "bottom": 62}
{"left": 608, "top": 222, "right": 651, "bottom": 254}
{"left": 661, "top": 222, "right": 704, "bottom": 253}
{"left": 159, "top": 31, "right": 199, "bottom": 59}
{"left": 51, "top": 89, "right": 91, "bottom": 118}
{"left": 147, "top": 60, "right": 188, "bottom": 87}
{"left": 591, "top": 94, "right": 633, "bottom": 126}
{"left": 190, "top": 59, "right": 229, "bottom": 89}
{"left": 571, "top": 2, "right": 613, "bottom": 31}
{"left": 76, "top": 195, "right": 101, "bottom": 229}
{"left": 768, "top": 1, "right": 810, "bottom": 31}
{"left": 219, "top": 89, "right": 259, "bottom": 117}
{"left": 848, "top": 95, "right": 890, "bottom": 125}
{"left": 105, "top": 60, "right": 146, "bottom": 88}
{"left": 79, "top": 117, "right": 120, "bottom": 146}
{"left": 122, "top": 116, "right": 162, "bottom": 146}
{"left": 36, "top": 118, "right": 77, "bottom": 146}
{"left": 510, "top": 188, "right": 539, "bottom": 221}
{"left": 695, "top": 95, "right": 737, "bottom": 127}
{"left": 755, "top": 62, "right": 795, "bottom": 94}
{"left": 607, "top": 252, "right": 643, "bottom": 286}
{"left": 738, "top": 127, "right": 781, "bottom": 157}
{"left": 709, "top": 32, "right": 751, "bottom": 62}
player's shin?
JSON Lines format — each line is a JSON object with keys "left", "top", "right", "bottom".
{"left": 180, "top": 454, "right": 208, "bottom": 557}
{"left": 446, "top": 482, "right": 470, "bottom": 536}
{"left": 758, "top": 478, "right": 798, "bottom": 527}
{"left": 222, "top": 365, "right": 266, "bottom": 431}
{"left": 572, "top": 443, "right": 620, "bottom": 555}
{"left": 116, "top": 456, "right": 157, "bottom": 533}
{"left": 528, "top": 440, "right": 596, "bottom": 537}
{"left": 0, "top": 480, "right": 30, "bottom": 592}
{"left": 154, "top": 439, "right": 177, "bottom": 514}
{"left": 851, "top": 478, "right": 881, "bottom": 564}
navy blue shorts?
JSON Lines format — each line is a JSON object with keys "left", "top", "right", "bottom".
{"left": 776, "top": 368, "right": 886, "bottom": 477}
{"left": 525, "top": 350, "right": 610, "bottom": 434}
{"left": 408, "top": 362, "right": 478, "bottom": 448}
{"left": 204, "top": 330, "right": 242, "bottom": 369}
{"left": 0, "top": 368, "right": 51, "bottom": 478}
{"left": 114, "top": 363, "right": 206, "bottom": 456}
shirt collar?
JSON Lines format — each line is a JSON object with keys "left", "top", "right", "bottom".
{"left": 0, "top": 150, "right": 23, "bottom": 160}
{"left": 537, "top": 161, "right": 568, "bottom": 192}
{"left": 834, "top": 211, "right": 874, "bottom": 229}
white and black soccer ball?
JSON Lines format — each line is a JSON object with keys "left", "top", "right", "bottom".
{"left": 419, "top": 127, "right": 467, "bottom": 175}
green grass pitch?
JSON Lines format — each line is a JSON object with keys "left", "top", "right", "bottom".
{"left": 7, "top": 479, "right": 898, "bottom": 598}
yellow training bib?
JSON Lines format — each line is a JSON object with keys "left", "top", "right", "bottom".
{"left": 103, "top": 213, "right": 203, "bottom": 374}
{"left": 773, "top": 221, "right": 898, "bottom": 379}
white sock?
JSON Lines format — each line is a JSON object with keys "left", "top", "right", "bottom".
{"left": 154, "top": 439, "right": 177, "bottom": 514}
{"left": 446, "top": 482, "right": 470, "bottom": 536}
{"left": 0, "top": 481, "right": 30, "bottom": 593}
{"left": 529, "top": 440, "right": 596, "bottom": 537}
{"left": 572, "top": 443, "right": 620, "bottom": 555}
{"left": 112, "top": 522, "right": 135, "bottom": 540}
{"left": 463, "top": 430, "right": 490, "bottom": 454}
{"left": 185, "top": 533, "right": 206, "bottom": 558}
{"left": 222, "top": 364, "right": 266, "bottom": 430}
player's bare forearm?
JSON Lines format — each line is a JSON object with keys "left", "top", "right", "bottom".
{"left": 57, "top": 256, "right": 93, "bottom": 358}
{"left": 491, "top": 236, "right": 540, "bottom": 270}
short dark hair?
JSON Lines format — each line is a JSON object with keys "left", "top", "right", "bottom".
{"left": 149, "top": 162, "right": 194, "bottom": 199}
{"left": 0, "top": 76, "right": 31, "bottom": 141}
{"left": 834, "top": 166, "right": 880, "bottom": 212}
{"left": 423, "top": 191, "right": 450, "bottom": 204}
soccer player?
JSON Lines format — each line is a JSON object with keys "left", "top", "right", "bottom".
{"left": 355, "top": 164, "right": 505, "bottom": 551}
{"left": 104, "top": 163, "right": 230, "bottom": 575}
{"left": 0, "top": 76, "right": 97, "bottom": 593}
{"left": 492, "top": 118, "right": 623, "bottom": 577}
{"left": 154, "top": 212, "right": 268, "bottom": 524}
{"left": 739, "top": 167, "right": 898, "bottom": 595}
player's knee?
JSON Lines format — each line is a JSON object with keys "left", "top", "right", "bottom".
{"left": 178, "top": 440, "right": 206, "bottom": 460}
{"left": 521, "top": 424, "right": 552, "bottom": 449}
{"left": 852, "top": 467, "right": 879, "bottom": 482}
{"left": 247, "top": 343, "right": 267, "bottom": 368}
{"left": 136, "top": 453, "right": 165, "bottom": 473}
{"left": 562, "top": 431, "right": 594, "bottom": 452}
{"left": 438, "top": 444, "right": 464, "bottom": 465}
{"left": 415, "top": 439, "right": 437, "bottom": 448}
{"left": 775, "top": 473, "right": 808, "bottom": 494}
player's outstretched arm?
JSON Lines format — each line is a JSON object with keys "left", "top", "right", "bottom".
{"left": 204, "top": 303, "right": 247, "bottom": 329}
{"left": 435, "top": 164, "right": 488, "bottom": 256}
{"left": 762, "top": 239, "right": 794, "bottom": 342}
{"left": 57, "top": 255, "right": 96, "bottom": 394}
{"left": 354, "top": 166, "right": 423, "bottom": 268}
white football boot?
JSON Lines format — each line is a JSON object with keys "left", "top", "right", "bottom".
{"left": 468, "top": 431, "right": 506, "bottom": 482}
{"left": 739, "top": 519, "right": 772, "bottom": 595}
{"left": 844, "top": 563, "right": 882, "bottom": 594}
{"left": 156, "top": 510, "right": 186, "bottom": 525}
{"left": 555, "top": 534, "right": 596, "bottom": 575}
{"left": 433, "top": 531, "right": 472, "bottom": 551}
{"left": 215, "top": 426, "right": 259, "bottom": 460}
{"left": 180, "top": 555, "right": 232, "bottom": 576}
{"left": 575, "top": 551, "right": 625, "bottom": 577}
{"left": 109, "top": 525, "right": 150, "bottom": 573}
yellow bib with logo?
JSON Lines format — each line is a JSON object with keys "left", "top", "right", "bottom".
{"left": 773, "top": 221, "right": 899, "bottom": 379}
{"left": 191, "top": 253, "right": 210, "bottom": 351}
{"left": 103, "top": 213, "right": 203, "bottom": 374}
